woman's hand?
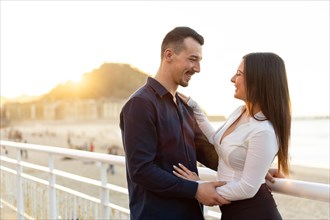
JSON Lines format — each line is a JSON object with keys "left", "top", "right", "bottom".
{"left": 177, "top": 92, "right": 190, "bottom": 104}
{"left": 173, "top": 163, "right": 200, "bottom": 181}
{"left": 266, "top": 168, "right": 286, "bottom": 183}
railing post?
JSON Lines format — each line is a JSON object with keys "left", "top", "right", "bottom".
{"left": 100, "top": 162, "right": 109, "bottom": 219}
{"left": 203, "top": 205, "right": 208, "bottom": 218}
{"left": 48, "top": 154, "right": 57, "bottom": 219}
{"left": 73, "top": 196, "right": 77, "bottom": 220}
{"left": 16, "top": 148, "right": 24, "bottom": 220}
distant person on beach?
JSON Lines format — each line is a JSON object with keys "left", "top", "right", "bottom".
{"left": 89, "top": 142, "right": 94, "bottom": 152}
{"left": 2, "top": 146, "right": 8, "bottom": 155}
{"left": 67, "top": 131, "right": 72, "bottom": 148}
{"left": 20, "top": 140, "right": 28, "bottom": 159}
{"left": 120, "top": 26, "right": 230, "bottom": 220}
{"left": 173, "top": 52, "right": 291, "bottom": 220}
{"left": 107, "top": 144, "right": 119, "bottom": 174}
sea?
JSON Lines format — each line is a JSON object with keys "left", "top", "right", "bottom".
{"left": 211, "top": 118, "right": 329, "bottom": 169}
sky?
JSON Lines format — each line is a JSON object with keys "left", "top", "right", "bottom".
{"left": 1, "top": 1, "right": 329, "bottom": 117}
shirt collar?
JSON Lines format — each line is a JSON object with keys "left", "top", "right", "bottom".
{"left": 147, "top": 77, "right": 170, "bottom": 98}
{"left": 240, "top": 105, "right": 267, "bottom": 121}
{"left": 254, "top": 111, "right": 267, "bottom": 120}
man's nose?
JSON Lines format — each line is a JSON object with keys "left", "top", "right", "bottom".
{"left": 193, "top": 62, "right": 201, "bottom": 73}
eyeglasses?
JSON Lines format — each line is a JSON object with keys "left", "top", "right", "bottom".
{"left": 236, "top": 70, "right": 244, "bottom": 75}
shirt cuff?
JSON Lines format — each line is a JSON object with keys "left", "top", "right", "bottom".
{"left": 187, "top": 97, "right": 198, "bottom": 109}
{"left": 197, "top": 180, "right": 209, "bottom": 184}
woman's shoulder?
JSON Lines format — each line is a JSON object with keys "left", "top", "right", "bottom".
{"left": 224, "top": 105, "right": 245, "bottom": 121}
{"left": 229, "top": 105, "right": 245, "bottom": 117}
{"left": 251, "top": 117, "right": 275, "bottom": 135}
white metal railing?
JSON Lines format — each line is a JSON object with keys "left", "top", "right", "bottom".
{"left": 0, "top": 140, "right": 129, "bottom": 220}
{"left": 1, "top": 140, "right": 329, "bottom": 220}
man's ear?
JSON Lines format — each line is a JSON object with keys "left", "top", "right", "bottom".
{"left": 164, "top": 48, "right": 174, "bottom": 62}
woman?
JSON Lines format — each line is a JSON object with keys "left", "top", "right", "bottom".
{"left": 174, "top": 52, "right": 291, "bottom": 220}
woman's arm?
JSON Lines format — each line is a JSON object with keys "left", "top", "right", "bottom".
{"left": 178, "top": 93, "right": 217, "bottom": 144}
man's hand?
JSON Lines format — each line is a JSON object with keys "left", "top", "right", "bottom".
{"left": 266, "top": 168, "right": 286, "bottom": 183}
{"left": 195, "top": 181, "right": 231, "bottom": 206}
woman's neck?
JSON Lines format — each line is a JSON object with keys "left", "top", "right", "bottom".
{"left": 245, "top": 103, "right": 261, "bottom": 116}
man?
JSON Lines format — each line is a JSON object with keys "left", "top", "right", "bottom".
{"left": 120, "top": 26, "right": 229, "bottom": 220}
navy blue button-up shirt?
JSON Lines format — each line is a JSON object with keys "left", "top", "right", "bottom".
{"left": 120, "top": 77, "right": 206, "bottom": 220}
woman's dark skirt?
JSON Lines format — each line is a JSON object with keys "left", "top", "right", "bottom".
{"left": 219, "top": 183, "right": 282, "bottom": 220}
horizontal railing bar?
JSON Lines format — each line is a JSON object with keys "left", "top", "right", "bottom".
{"left": 1, "top": 155, "right": 128, "bottom": 194}
{"left": 56, "top": 184, "right": 100, "bottom": 203}
{"left": 53, "top": 169, "right": 128, "bottom": 194}
{"left": 1, "top": 140, "right": 125, "bottom": 165}
{"left": 1, "top": 166, "right": 130, "bottom": 213}
{"left": 1, "top": 165, "right": 127, "bottom": 198}
{"left": 1, "top": 165, "right": 18, "bottom": 175}
{"left": 1, "top": 155, "right": 49, "bottom": 172}
{"left": 267, "top": 179, "right": 330, "bottom": 203}
{"left": 1, "top": 165, "right": 49, "bottom": 185}
{"left": 107, "top": 203, "right": 130, "bottom": 214}
{"left": 1, "top": 166, "right": 99, "bottom": 202}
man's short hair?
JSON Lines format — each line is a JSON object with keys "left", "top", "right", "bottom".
{"left": 161, "top": 26, "right": 204, "bottom": 59}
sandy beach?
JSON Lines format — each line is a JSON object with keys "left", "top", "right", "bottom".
{"left": 1, "top": 119, "right": 329, "bottom": 219}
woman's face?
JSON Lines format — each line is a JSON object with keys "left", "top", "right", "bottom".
{"left": 231, "top": 59, "right": 246, "bottom": 101}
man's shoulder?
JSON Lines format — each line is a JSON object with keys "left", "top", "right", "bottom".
{"left": 121, "top": 85, "right": 157, "bottom": 112}
{"left": 129, "top": 84, "right": 155, "bottom": 102}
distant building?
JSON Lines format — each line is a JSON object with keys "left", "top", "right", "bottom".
{"left": 1, "top": 98, "right": 126, "bottom": 122}
{"left": 2, "top": 98, "right": 227, "bottom": 124}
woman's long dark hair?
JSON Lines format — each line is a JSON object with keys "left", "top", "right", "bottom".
{"left": 243, "top": 52, "right": 291, "bottom": 175}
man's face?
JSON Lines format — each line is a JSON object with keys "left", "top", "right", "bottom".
{"left": 171, "top": 37, "right": 202, "bottom": 87}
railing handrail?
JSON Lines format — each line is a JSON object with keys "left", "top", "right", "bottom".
{"left": 0, "top": 140, "right": 125, "bottom": 165}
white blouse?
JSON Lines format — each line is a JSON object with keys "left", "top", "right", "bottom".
{"left": 188, "top": 98, "right": 278, "bottom": 201}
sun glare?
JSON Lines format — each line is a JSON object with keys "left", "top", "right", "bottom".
{"left": 69, "top": 74, "right": 83, "bottom": 84}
